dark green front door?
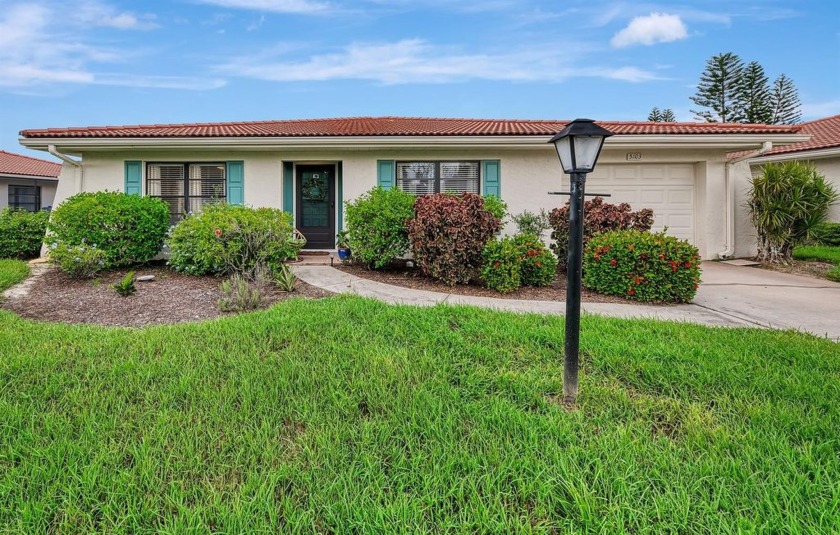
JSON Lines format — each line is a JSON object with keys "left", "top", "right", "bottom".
{"left": 296, "top": 165, "right": 335, "bottom": 249}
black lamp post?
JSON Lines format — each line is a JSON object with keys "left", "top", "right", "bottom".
{"left": 548, "top": 119, "right": 613, "bottom": 404}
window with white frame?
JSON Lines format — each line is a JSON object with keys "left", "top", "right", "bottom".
{"left": 396, "top": 161, "right": 480, "bottom": 195}
{"left": 147, "top": 163, "right": 226, "bottom": 224}
{"left": 8, "top": 185, "right": 41, "bottom": 212}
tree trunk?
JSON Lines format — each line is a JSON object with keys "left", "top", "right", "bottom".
{"left": 756, "top": 234, "right": 793, "bottom": 264}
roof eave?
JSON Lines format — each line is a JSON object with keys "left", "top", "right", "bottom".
{"left": 749, "top": 146, "right": 840, "bottom": 164}
{"left": 19, "top": 133, "right": 810, "bottom": 153}
{"left": 0, "top": 172, "right": 59, "bottom": 180}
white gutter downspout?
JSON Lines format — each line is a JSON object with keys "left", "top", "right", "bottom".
{"left": 718, "top": 141, "right": 773, "bottom": 259}
{"left": 48, "top": 144, "right": 83, "bottom": 192}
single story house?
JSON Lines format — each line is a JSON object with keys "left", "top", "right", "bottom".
{"left": 19, "top": 117, "right": 808, "bottom": 259}
{"left": 0, "top": 150, "right": 60, "bottom": 212}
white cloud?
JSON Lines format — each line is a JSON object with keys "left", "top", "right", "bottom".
{"left": 219, "top": 38, "right": 661, "bottom": 84}
{"left": 0, "top": 1, "right": 218, "bottom": 91}
{"left": 194, "top": 0, "right": 331, "bottom": 13}
{"left": 611, "top": 12, "right": 688, "bottom": 48}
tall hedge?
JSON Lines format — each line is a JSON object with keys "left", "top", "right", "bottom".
{"left": 344, "top": 187, "right": 415, "bottom": 269}
{"left": 47, "top": 191, "right": 170, "bottom": 268}
{"left": 0, "top": 208, "right": 48, "bottom": 259}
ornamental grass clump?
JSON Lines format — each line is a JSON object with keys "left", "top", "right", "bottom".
{"left": 344, "top": 187, "right": 415, "bottom": 269}
{"left": 407, "top": 193, "right": 501, "bottom": 286}
{"left": 47, "top": 191, "right": 169, "bottom": 268}
{"left": 549, "top": 197, "right": 654, "bottom": 271}
{"left": 583, "top": 230, "right": 701, "bottom": 303}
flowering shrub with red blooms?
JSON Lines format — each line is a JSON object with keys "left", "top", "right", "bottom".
{"left": 480, "top": 234, "right": 558, "bottom": 293}
{"left": 549, "top": 197, "right": 654, "bottom": 271}
{"left": 582, "top": 229, "right": 701, "bottom": 303}
{"left": 407, "top": 193, "right": 501, "bottom": 286}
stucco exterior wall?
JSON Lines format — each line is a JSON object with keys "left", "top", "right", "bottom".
{"left": 49, "top": 145, "right": 731, "bottom": 259}
{"left": 0, "top": 177, "right": 57, "bottom": 210}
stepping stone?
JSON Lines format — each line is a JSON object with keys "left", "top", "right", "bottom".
{"left": 136, "top": 275, "right": 155, "bottom": 282}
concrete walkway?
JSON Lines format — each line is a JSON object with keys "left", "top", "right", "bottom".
{"left": 292, "top": 261, "right": 840, "bottom": 340}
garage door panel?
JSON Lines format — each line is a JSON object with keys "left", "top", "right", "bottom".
{"left": 585, "top": 164, "right": 696, "bottom": 244}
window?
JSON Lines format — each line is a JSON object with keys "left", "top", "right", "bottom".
{"left": 147, "top": 163, "right": 226, "bottom": 224}
{"left": 8, "top": 185, "right": 41, "bottom": 211}
{"left": 396, "top": 161, "right": 479, "bottom": 195}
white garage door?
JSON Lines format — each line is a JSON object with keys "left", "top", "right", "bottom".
{"left": 585, "top": 164, "right": 696, "bottom": 244}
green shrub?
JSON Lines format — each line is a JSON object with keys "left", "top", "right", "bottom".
{"left": 344, "top": 187, "right": 415, "bottom": 269}
{"left": 549, "top": 197, "right": 654, "bottom": 271}
{"left": 407, "top": 193, "right": 502, "bottom": 286}
{"left": 810, "top": 222, "right": 840, "bottom": 246}
{"left": 47, "top": 191, "right": 169, "bottom": 268}
{"left": 513, "top": 234, "right": 558, "bottom": 287}
{"left": 512, "top": 209, "right": 550, "bottom": 237}
{"left": 0, "top": 208, "right": 48, "bottom": 259}
{"left": 219, "top": 274, "right": 263, "bottom": 312}
{"left": 481, "top": 238, "right": 522, "bottom": 293}
{"left": 112, "top": 271, "right": 137, "bottom": 297}
{"left": 482, "top": 195, "right": 508, "bottom": 223}
{"left": 748, "top": 161, "right": 838, "bottom": 263}
{"left": 47, "top": 242, "right": 106, "bottom": 279}
{"left": 167, "top": 204, "right": 302, "bottom": 276}
{"left": 583, "top": 230, "right": 701, "bottom": 303}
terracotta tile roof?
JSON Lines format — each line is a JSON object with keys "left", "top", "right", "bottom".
{"left": 760, "top": 114, "right": 840, "bottom": 156}
{"left": 19, "top": 116, "right": 802, "bottom": 139}
{"left": 0, "top": 150, "right": 61, "bottom": 178}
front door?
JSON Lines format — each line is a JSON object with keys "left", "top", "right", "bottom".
{"left": 296, "top": 165, "right": 336, "bottom": 249}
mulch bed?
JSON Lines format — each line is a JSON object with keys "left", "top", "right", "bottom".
{"left": 335, "top": 261, "right": 638, "bottom": 304}
{"left": 754, "top": 258, "right": 836, "bottom": 280}
{"left": 2, "top": 263, "right": 332, "bottom": 328}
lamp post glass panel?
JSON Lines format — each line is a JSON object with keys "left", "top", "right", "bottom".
{"left": 548, "top": 119, "right": 613, "bottom": 404}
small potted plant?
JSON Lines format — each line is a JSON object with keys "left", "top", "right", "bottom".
{"left": 336, "top": 230, "right": 351, "bottom": 261}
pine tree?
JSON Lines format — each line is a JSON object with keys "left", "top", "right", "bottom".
{"left": 769, "top": 74, "right": 802, "bottom": 125}
{"left": 647, "top": 107, "right": 662, "bottom": 121}
{"left": 738, "top": 61, "right": 772, "bottom": 124}
{"left": 660, "top": 109, "right": 677, "bottom": 122}
{"left": 690, "top": 52, "right": 745, "bottom": 122}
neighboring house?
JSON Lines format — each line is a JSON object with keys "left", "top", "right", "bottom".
{"left": 19, "top": 117, "right": 807, "bottom": 259}
{"left": 729, "top": 114, "right": 840, "bottom": 258}
{"left": 0, "top": 150, "right": 60, "bottom": 212}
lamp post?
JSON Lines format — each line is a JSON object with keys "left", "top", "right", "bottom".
{"left": 548, "top": 119, "right": 613, "bottom": 404}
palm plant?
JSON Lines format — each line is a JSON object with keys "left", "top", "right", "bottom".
{"left": 747, "top": 161, "right": 838, "bottom": 264}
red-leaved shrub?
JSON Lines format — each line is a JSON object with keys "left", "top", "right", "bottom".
{"left": 407, "top": 193, "right": 501, "bottom": 286}
{"left": 549, "top": 197, "right": 654, "bottom": 270}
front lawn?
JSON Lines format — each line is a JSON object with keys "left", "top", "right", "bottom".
{"left": 0, "top": 297, "right": 837, "bottom": 532}
{"left": 794, "top": 245, "right": 840, "bottom": 281}
{"left": 0, "top": 259, "right": 29, "bottom": 294}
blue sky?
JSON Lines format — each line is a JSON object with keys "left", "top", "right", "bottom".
{"left": 2, "top": 0, "right": 838, "bottom": 159}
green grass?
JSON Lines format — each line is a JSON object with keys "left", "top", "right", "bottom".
{"left": 0, "top": 284, "right": 838, "bottom": 531}
{"left": 0, "top": 259, "right": 29, "bottom": 294}
{"left": 794, "top": 245, "right": 840, "bottom": 281}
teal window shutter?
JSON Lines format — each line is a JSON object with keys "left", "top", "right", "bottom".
{"left": 124, "top": 161, "right": 142, "bottom": 195}
{"left": 482, "top": 160, "right": 501, "bottom": 197}
{"left": 226, "top": 161, "right": 244, "bottom": 205}
{"left": 282, "top": 162, "right": 294, "bottom": 214}
{"left": 377, "top": 160, "right": 395, "bottom": 190}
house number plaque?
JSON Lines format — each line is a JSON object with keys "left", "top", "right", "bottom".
{"left": 626, "top": 153, "right": 642, "bottom": 161}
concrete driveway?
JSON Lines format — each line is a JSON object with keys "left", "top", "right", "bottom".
{"left": 694, "top": 262, "right": 840, "bottom": 341}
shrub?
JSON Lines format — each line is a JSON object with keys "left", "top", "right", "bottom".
{"left": 276, "top": 263, "right": 297, "bottom": 292}
{"left": 219, "top": 274, "right": 263, "bottom": 312}
{"left": 47, "top": 191, "right": 169, "bottom": 268}
{"left": 167, "top": 204, "right": 302, "bottom": 276}
{"left": 582, "top": 230, "right": 701, "bottom": 303}
{"left": 512, "top": 209, "right": 550, "bottom": 237}
{"left": 482, "top": 195, "right": 508, "bottom": 223}
{"left": 47, "top": 242, "right": 106, "bottom": 279}
{"left": 113, "top": 271, "right": 137, "bottom": 297}
{"left": 481, "top": 238, "right": 521, "bottom": 293}
{"left": 748, "top": 161, "right": 838, "bottom": 264}
{"left": 0, "top": 208, "right": 48, "bottom": 259}
{"left": 549, "top": 197, "right": 654, "bottom": 271}
{"left": 513, "top": 233, "right": 558, "bottom": 287}
{"left": 407, "top": 193, "right": 501, "bottom": 285}
{"left": 344, "top": 187, "right": 415, "bottom": 269}
{"left": 810, "top": 222, "right": 840, "bottom": 247}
